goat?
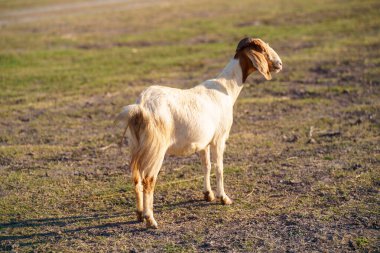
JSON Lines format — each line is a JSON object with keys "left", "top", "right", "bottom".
{"left": 116, "top": 37, "right": 282, "bottom": 228}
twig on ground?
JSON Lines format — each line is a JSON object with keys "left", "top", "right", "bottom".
{"left": 99, "top": 143, "right": 119, "bottom": 151}
{"left": 247, "top": 189, "right": 255, "bottom": 196}
{"left": 307, "top": 126, "right": 317, "bottom": 144}
{"left": 318, "top": 131, "right": 341, "bottom": 138}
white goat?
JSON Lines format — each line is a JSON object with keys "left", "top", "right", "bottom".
{"left": 116, "top": 37, "right": 282, "bottom": 228}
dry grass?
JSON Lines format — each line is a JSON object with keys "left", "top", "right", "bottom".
{"left": 0, "top": 0, "right": 379, "bottom": 252}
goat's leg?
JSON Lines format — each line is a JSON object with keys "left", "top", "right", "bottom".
{"left": 132, "top": 167, "right": 144, "bottom": 222}
{"left": 199, "top": 146, "right": 215, "bottom": 202}
{"left": 211, "top": 140, "right": 232, "bottom": 205}
{"left": 142, "top": 154, "right": 164, "bottom": 229}
{"left": 142, "top": 174, "right": 158, "bottom": 229}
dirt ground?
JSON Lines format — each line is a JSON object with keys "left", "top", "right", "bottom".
{"left": 0, "top": 0, "right": 379, "bottom": 252}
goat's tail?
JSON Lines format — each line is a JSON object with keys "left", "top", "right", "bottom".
{"left": 114, "top": 104, "right": 147, "bottom": 148}
{"left": 115, "top": 104, "right": 166, "bottom": 177}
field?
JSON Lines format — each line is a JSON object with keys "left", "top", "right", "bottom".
{"left": 0, "top": 0, "right": 379, "bottom": 251}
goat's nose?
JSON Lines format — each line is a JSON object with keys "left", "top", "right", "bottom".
{"left": 274, "top": 61, "right": 282, "bottom": 72}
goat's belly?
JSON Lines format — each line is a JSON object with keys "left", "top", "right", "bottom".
{"left": 166, "top": 116, "right": 216, "bottom": 156}
{"left": 167, "top": 142, "right": 207, "bottom": 156}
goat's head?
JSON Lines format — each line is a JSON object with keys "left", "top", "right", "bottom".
{"left": 234, "top": 37, "right": 282, "bottom": 82}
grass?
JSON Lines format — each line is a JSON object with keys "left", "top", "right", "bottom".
{"left": 0, "top": 0, "right": 380, "bottom": 252}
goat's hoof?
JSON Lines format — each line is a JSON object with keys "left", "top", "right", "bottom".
{"left": 221, "top": 196, "right": 233, "bottom": 205}
{"left": 136, "top": 211, "right": 144, "bottom": 222}
{"left": 145, "top": 218, "right": 158, "bottom": 229}
{"left": 203, "top": 191, "right": 215, "bottom": 202}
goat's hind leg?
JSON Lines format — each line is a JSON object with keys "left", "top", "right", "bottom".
{"left": 142, "top": 154, "right": 165, "bottom": 229}
{"left": 142, "top": 174, "right": 158, "bottom": 229}
{"left": 199, "top": 146, "right": 215, "bottom": 202}
{"left": 132, "top": 168, "right": 144, "bottom": 222}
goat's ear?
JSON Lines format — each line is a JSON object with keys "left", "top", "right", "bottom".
{"left": 246, "top": 51, "right": 272, "bottom": 80}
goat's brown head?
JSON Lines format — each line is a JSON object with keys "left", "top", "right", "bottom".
{"left": 234, "top": 37, "right": 282, "bottom": 82}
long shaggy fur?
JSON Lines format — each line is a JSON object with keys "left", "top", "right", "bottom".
{"left": 115, "top": 104, "right": 166, "bottom": 178}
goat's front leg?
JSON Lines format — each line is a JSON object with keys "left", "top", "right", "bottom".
{"left": 199, "top": 146, "right": 215, "bottom": 202}
{"left": 211, "top": 140, "right": 232, "bottom": 205}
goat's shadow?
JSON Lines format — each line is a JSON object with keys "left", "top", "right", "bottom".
{"left": 0, "top": 212, "right": 141, "bottom": 250}
{"left": 0, "top": 199, "right": 215, "bottom": 250}
{"left": 155, "top": 199, "right": 218, "bottom": 211}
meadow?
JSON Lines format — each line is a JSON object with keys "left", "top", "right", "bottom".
{"left": 0, "top": 0, "right": 379, "bottom": 251}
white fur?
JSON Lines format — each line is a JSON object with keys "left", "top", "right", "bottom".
{"left": 116, "top": 39, "right": 282, "bottom": 228}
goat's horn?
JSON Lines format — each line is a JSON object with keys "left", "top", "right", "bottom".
{"left": 236, "top": 37, "right": 254, "bottom": 52}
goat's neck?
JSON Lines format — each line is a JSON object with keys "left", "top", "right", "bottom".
{"left": 217, "top": 59, "right": 244, "bottom": 104}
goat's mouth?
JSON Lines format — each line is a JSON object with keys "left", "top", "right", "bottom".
{"left": 269, "top": 62, "right": 282, "bottom": 73}
{"left": 275, "top": 62, "right": 283, "bottom": 72}
{"left": 271, "top": 66, "right": 282, "bottom": 73}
